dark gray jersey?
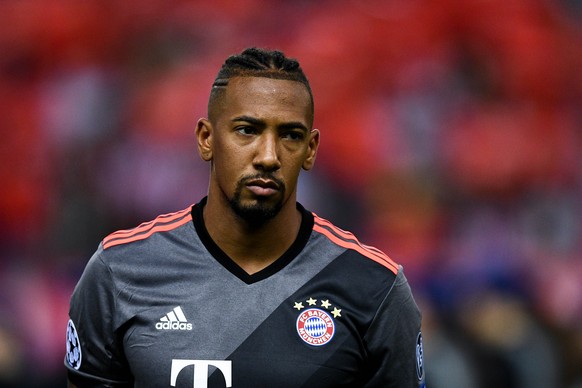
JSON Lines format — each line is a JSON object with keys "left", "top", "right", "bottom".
{"left": 65, "top": 198, "right": 425, "bottom": 387}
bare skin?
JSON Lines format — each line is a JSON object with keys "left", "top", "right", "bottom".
{"left": 196, "top": 76, "right": 319, "bottom": 274}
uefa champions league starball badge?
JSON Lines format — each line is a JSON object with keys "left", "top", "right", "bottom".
{"left": 416, "top": 332, "right": 425, "bottom": 381}
{"left": 66, "top": 319, "right": 82, "bottom": 370}
{"left": 293, "top": 297, "right": 342, "bottom": 346}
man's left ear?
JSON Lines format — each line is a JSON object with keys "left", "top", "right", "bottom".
{"left": 302, "top": 129, "right": 320, "bottom": 171}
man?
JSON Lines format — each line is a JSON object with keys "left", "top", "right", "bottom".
{"left": 65, "top": 48, "right": 425, "bottom": 387}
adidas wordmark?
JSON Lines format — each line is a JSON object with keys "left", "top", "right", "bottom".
{"left": 156, "top": 306, "right": 193, "bottom": 331}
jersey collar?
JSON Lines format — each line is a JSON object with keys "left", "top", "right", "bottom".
{"left": 191, "top": 196, "right": 314, "bottom": 284}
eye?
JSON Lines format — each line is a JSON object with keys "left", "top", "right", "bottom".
{"left": 235, "top": 126, "right": 256, "bottom": 136}
{"left": 282, "top": 131, "right": 305, "bottom": 141}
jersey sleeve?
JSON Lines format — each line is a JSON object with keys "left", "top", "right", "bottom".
{"left": 65, "top": 246, "right": 133, "bottom": 387}
{"left": 362, "top": 269, "right": 426, "bottom": 387}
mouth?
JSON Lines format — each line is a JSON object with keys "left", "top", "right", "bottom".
{"left": 245, "top": 178, "right": 281, "bottom": 197}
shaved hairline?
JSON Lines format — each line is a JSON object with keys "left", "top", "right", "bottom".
{"left": 208, "top": 75, "right": 314, "bottom": 127}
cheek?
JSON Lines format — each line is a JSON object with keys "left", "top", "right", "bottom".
{"left": 211, "top": 147, "right": 238, "bottom": 182}
{"left": 213, "top": 139, "right": 240, "bottom": 169}
{"left": 282, "top": 158, "right": 305, "bottom": 186}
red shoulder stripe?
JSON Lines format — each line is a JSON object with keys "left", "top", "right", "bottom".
{"left": 313, "top": 224, "right": 399, "bottom": 274}
{"left": 313, "top": 214, "right": 399, "bottom": 274}
{"left": 313, "top": 215, "right": 391, "bottom": 263}
{"left": 105, "top": 208, "right": 191, "bottom": 240}
{"left": 102, "top": 207, "right": 192, "bottom": 250}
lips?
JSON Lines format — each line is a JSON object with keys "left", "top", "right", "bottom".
{"left": 245, "top": 178, "right": 281, "bottom": 196}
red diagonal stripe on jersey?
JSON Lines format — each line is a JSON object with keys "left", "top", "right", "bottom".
{"left": 313, "top": 215, "right": 399, "bottom": 274}
{"left": 314, "top": 216, "right": 390, "bottom": 260}
{"left": 103, "top": 208, "right": 192, "bottom": 249}
{"left": 312, "top": 224, "right": 399, "bottom": 274}
{"left": 105, "top": 208, "right": 191, "bottom": 240}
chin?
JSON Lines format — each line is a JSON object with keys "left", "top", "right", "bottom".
{"left": 229, "top": 197, "right": 283, "bottom": 226}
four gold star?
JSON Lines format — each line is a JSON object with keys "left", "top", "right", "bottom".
{"left": 293, "top": 297, "right": 344, "bottom": 318}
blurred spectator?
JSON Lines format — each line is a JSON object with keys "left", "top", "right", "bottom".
{"left": 420, "top": 297, "right": 480, "bottom": 388}
{"left": 458, "top": 290, "right": 560, "bottom": 388}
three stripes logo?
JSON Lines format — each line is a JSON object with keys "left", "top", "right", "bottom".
{"left": 156, "top": 306, "right": 193, "bottom": 331}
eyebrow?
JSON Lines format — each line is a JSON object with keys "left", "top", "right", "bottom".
{"left": 231, "top": 115, "right": 309, "bottom": 132}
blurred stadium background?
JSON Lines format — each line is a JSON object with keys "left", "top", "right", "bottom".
{"left": 0, "top": 0, "right": 581, "bottom": 387}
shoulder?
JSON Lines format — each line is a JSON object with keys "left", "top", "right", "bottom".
{"left": 101, "top": 206, "right": 194, "bottom": 251}
{"left": 310, "top": 211, "right": 400, "bottom": 275}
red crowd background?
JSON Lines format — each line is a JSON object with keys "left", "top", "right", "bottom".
{"left": 0, "top": 1, "right": 581, "bottom": 387}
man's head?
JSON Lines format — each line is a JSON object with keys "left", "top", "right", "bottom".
{"left": 197, "top": 48, "right": 319, "bottom": 227}
{"left": 208, "top": 48, "right": 314, "bottom": 127}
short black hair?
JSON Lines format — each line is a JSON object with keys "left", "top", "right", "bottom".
{"left": 208, "top": 48, "right": 313, "bottom": 121}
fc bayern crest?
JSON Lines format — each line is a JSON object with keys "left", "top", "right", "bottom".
{"left": 296, "top": 308, "right": 335, "bottom": 346}
{"left": 66, "top": 319, "right": 82, "bottom": 370}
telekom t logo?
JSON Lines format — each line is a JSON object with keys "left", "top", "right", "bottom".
{"left": 170, "top": 359, "right": 232, "bottom": 388}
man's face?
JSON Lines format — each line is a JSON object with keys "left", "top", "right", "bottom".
{"left": 199, "top": 76, "right": 319, "bottom": 226}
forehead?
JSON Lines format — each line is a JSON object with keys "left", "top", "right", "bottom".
{"left": 219, "top": 77, "right": 313, "bottom": 125}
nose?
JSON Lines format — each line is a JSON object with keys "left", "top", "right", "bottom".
{"left": 253, "top": 132, "right": 281, "bottom": 172}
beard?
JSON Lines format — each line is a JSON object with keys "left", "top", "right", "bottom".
{"left": 228, "top": 174, "right": 286, "bottom": 227}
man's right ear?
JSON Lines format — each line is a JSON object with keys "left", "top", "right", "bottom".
{"left": 195, "top": 118, "right": 213, "bottom": 161}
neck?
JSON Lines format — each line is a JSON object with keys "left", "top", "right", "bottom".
{"left": 202, "top": 194, "right": 302, "bottom": 275}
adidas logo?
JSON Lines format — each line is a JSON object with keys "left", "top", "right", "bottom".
{"left": 155, "top": 306, "right": 193, "bottom": 331}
